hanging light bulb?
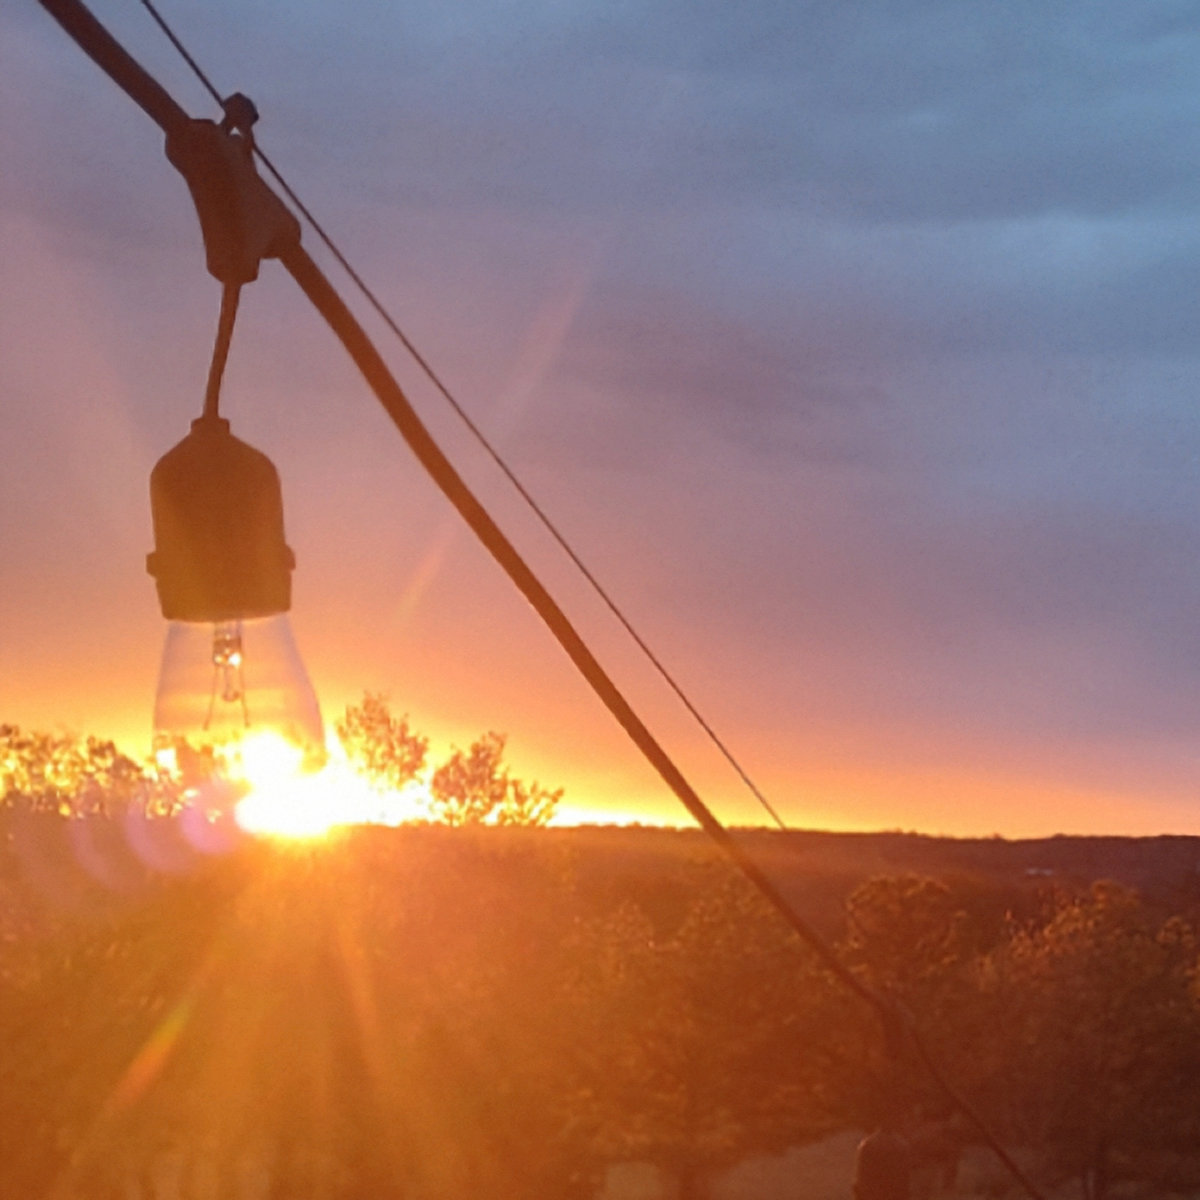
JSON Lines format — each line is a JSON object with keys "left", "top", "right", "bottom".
{"left": 147, "top": 414, "right": 325, "bottom": 787}
{"left": 152, "top": 614, "right": 324, "bottom": 777}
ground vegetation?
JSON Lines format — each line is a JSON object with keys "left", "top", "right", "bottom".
{"left": 3, "top": 722, "right": 1200, "bottom": 1198}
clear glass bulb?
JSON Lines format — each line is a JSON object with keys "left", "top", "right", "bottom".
{"left": 152, "top": 613, "right": 326, "bottom": 783}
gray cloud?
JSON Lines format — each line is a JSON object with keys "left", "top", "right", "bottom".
{"left": 240, "top": 0, "right": 1200, "bottom": 225}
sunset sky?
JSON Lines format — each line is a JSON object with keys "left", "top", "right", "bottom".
{"left": 4, "top": 1, "right": 1200, "bottom": 836}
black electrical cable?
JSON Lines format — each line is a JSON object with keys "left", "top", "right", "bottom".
{"left": 287, "top": 238, "right": 1050, "bottom": 1200}
{"left": 202, "top": 281, "right": 240, "bottom": 421}
{"left": 78, "top": 7, "right": 1045, "bottom": 1197}
{"left": 276, "top": 175, "right": 1053, "bottom": 1200}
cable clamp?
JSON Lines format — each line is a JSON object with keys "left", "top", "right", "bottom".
{"left": 164, "top": 95, "right": 299, "bottom": 286}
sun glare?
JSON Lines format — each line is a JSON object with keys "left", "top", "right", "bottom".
{"left": 228, "top": 731, "right": 431, "bottom": 840}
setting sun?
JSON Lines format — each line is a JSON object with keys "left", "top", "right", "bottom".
{"left": 153, "top": 729, "right": 435, "bottom": 841}
{"left": 232, "top": 733, "right": 432, "bottom": 839}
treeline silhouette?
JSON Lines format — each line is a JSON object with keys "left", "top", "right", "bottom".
{"left": 0, "top": 696, "right": 562, "bottom": 828}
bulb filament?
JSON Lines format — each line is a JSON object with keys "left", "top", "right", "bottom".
{"left": 207, "top": 621, "right": 249, "bottom": 730}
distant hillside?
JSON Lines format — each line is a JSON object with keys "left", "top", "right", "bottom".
{"left": 546, "top": 825, "right": 1200, "bottom": 934}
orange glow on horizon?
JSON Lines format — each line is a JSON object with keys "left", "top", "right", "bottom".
{"left": 8, "top": 682, "right": 1200, "bottom": 840}
{"left": 227, "top": 732, "right": 680, "bottom": 839}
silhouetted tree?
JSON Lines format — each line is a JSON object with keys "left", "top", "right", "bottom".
{"left": 987, "top": 882, "right": 1200, "bottom": 1200}
{"left": 337, "top": 696, "right": 562, "bottom": 826}
{"left": 568, "top": 863, "right": 847, "bottom": 1197}
{"left": 0, "top": 723, "right": 179, "bottom": 817}
{"left": 335, "top": 693, "right": 428, "bottom": 792}
{"left": 430, "top": 731, "right": 561, "bottom": 827}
